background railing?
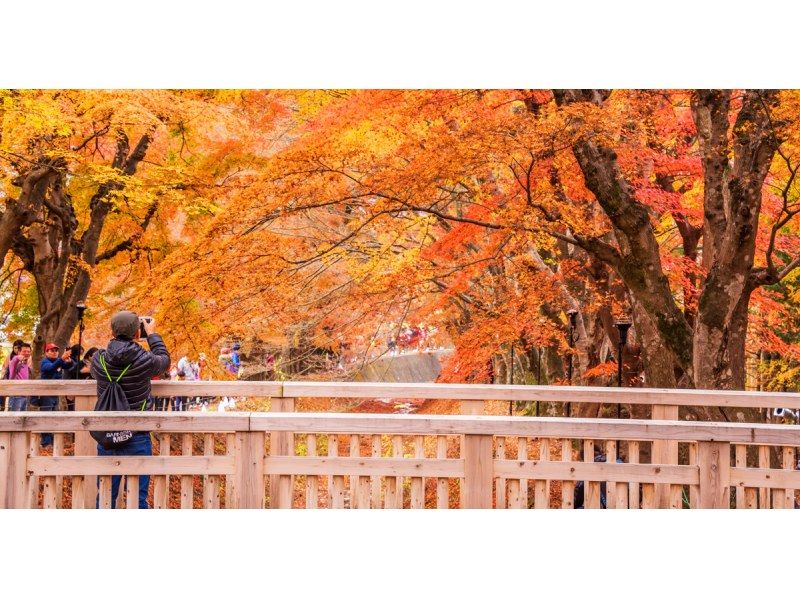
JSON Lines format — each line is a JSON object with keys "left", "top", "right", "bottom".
{"left": 2, "top": 408, "right": 800, "bottom": 509}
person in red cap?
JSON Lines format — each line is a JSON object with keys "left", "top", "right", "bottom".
{"left": 38, "top": 342, "right": 75, "bottom": 446}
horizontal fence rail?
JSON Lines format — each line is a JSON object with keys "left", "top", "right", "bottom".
{"left": 2, "top": 412, "right": 799, "bottom": 509}
{"left": 2, "top": 380, "right": 800, "bottom": 408}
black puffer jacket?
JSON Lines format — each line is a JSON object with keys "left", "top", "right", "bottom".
{"left": 91, "top": 334, "right": 171, "bottom": 410}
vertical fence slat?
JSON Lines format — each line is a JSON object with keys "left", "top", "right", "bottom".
{"left": 99, "top": 475, "right": 112, "bottom": 509}
{"left": 180, "top": 433, "right": 193, "bottom": 509}
{"left": 652, "top": 404, "right": 679, "bottom": 508}
{"left": 203, "top": 433, "right": 219, "bottom": 509}
{"left": 153, "top": 433, "right": 170, "bottom": 509}
{"left": 126, "top": 475, "right": 140, "bottom": 510}
{"left": 411, "top": 436, "right": 424, "bottom": 509}
{"left": 534, "top": 438, "right": 549, "bottom": 509}
{"left": 71, "top": 476, "right": 85, "bottom": 509}
{"left": 496, "top": 437, "right": 506, "bottom": 509}
{"left": 782, "top": 446, "right": 795, "bottom": 509}
{"left": 758, "top": 445, "right": 769, "bottom": 509}
{"left": 371, "top": 435, "right": 382, "bottom": 509}
{"left": 328, "top": 434, "right": 338, "bottom": 507}
{"left": 29, "top": 433, "right": 39, "bottom": 508}
{"left": 390, "top": 435, "right": 404, "bottom": 509}
{"left": 42, "top": 476, "right": 58, "bottom": 509}
{"left": 331, "top": 436, "right": 345, "bottom": 508}
{"left": 561, "top": 438, "right": 573, "bottom": 509}
{"left": 306, "top": 434, "right": 318, "bottom": 509}
{"left": 584, "top": 440, "right": 600, "bottom": 509}
{"left": 53, "top": 433, "right": 65, "bottom": 508}
{"left": 628, "top": 441, "right": 640, "bottom": 509}
{"left": 349, "top": 435, "right": 360, "bottom": 509}
{"left": 518, "top": 437, "right": 528, "bottom": 509}
{"left": 734, "top": 444, "right": 746, "bottom": 510}
{"left": 437, "top": 436, "right": 449, "bottom": 509}
{"left": 74, "top": 395, "right": 98, "bottom": 508}
{"left": 507, "top": 438, "right": 520, "bottom": 509}
{"left": 689, "top": 443, "right": 700, "bottom": 508}
{"left": 269, "top": 397, "right": 295, "bottom": 509}
{"left": 224, "top": 433, "right": 235, "bottom": 509}
{"left": 605, "top": 440, "right": 616, "bottom": 509}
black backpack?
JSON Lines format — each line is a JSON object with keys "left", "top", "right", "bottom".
{"left": 91, "top": 353, "right": 144, "bottom": 450}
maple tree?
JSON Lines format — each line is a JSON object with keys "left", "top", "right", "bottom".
{"left": 5, "top": 89, "right": 800, "bottom": 393}
{"left": 0, "top": 90, "right": 282, "bottom": 368}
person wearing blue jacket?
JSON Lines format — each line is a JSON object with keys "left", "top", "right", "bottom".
{"left": 39, "top": 343, "right": 75, "bottom": 447}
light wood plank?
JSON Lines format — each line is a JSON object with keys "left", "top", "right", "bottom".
{"left": 306, "top": 434, "right": 318, "bottom": 509}
{"left": 349, "top": 434, "right": 360, "bottom": 508}
{"left": 73, "top": 395, "right": 97, "bottom": 508}
{"left": 463, "top": 434, "right": 493, "bottom": 508}
{"left": 153, "top": 433, "right": 169, "bottom": 509}
{"left": 328, "top": 434, "right": 339, "bottom": 507}
{"left": 758, "top": 445, "right": 770, "bottom": 509}
{"left": 371, "top": 435, "right": 381, "bottom": 509}
{"left": 627, "top": 441, "right": 639, "bottom": 509}
{"left": 71, "top": 477, "right": 85, "bottom": 509}
{"left": 224, "top": 433, "right": 235, "bottom": 509}
{"left": 494, "top": 460, "right": 698, "bottom": 484}
{"left": 181, "top": 433, "right": 193, "bottom": 509}
{"left": 42, "top": 476, "right": 58, "bottom": 509}
{"left": 782, "top": 447, "right": 795, "bottom": 509}
{"left": 437, "top": 436, "right": 449, "bottom": 509}
{"left": 99, "top": 475, "right": 112, "bottom": 509}
{"left": 561, "top": 438, "right": 573, "bottom": 509}
{"left": 53, "top": 433, "right": 65, "bottom": 508}
{"left": 29, "top": 456, "right": 235, "bottom": 475}
{"left": 126, "top": 475, "right": 139, "bottom": 510}
{"left": 496, "top": 437, "right": 506, "bottom": 509}
{"left": 604, "top": 440, "right": 616, "bottom": 509}
{"left": 233, "top": 431, "right": 265, "bottom": 509}
{"left": 584, "top": 440, "right": 600, "bottom": 509}
{"left": 410, "top": 436, "right": 425, "bottom": 509}
{"left": 734, "top": 445, "right": 746, "bottom": 509}
{"left": 652, "top": 404, "right": 679, "bottom": 508}
{"left": 534, "top": 438, "right": 550, "bottom": 509}
{"left": 203, "top": 433, "right": 219, "bottom": 509}
{"left": 697, "top": 441, "right": 730, "bottom": 508}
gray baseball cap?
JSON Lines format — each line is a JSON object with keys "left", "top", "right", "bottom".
{"left": 111, "top": 310, "right": 139, "bottom": 339}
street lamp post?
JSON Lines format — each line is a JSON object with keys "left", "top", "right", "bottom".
{"left": 614, "top": 320, "right": 632, "bottom": 455}
{"left": 566, "top": 310, "right": 578, "bottom": 417}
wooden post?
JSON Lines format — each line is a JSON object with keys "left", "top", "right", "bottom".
{"left": 0, "top": 431, "right": 30, "bottom": 508}
{"left": 73, "top": 395, "right": 97, "bottom": 508}
{"left": 651, "top": 404, "right": 679, "bottom": 508}
{"left": 459, "top": 400, "right": 484, "bottom": 508}
{"left": 697, "top": 441, "right": 730, "bottom": 509}
{"left": 463, "top": 434, "right": 493, "bottom": 508}
{"left": 269, "top": 396, "right": 294, "bottom": 509}
{"left": 234, "top": 431, "right": 265, "bottom": 509}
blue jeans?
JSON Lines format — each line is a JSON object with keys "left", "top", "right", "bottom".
{"left": 38, "top": 396, "right": 58, "bottom": 446}
{"left": 9, "top": 396, "right": 28, "bottom": 411}
{"left": 96, "top": 433, "right": 152, "bottom": 509}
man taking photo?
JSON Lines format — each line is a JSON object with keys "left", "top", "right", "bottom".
{"left": 91, "top": 310, "right": 170, "bottom": 509}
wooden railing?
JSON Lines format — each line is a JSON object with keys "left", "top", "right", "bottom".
{"left": 2, "top": 411, "right": 799, "bottom": 509}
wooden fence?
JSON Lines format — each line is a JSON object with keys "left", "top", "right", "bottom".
{"left": 2, "top": 410, "right": 799, "bottom": 509}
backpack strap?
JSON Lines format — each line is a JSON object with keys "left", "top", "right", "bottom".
{"left": 99, "top": 353, "right": 131, "bottom": 383}
{"left": 99, "top": 353, "right": 147, "bottom": 411}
